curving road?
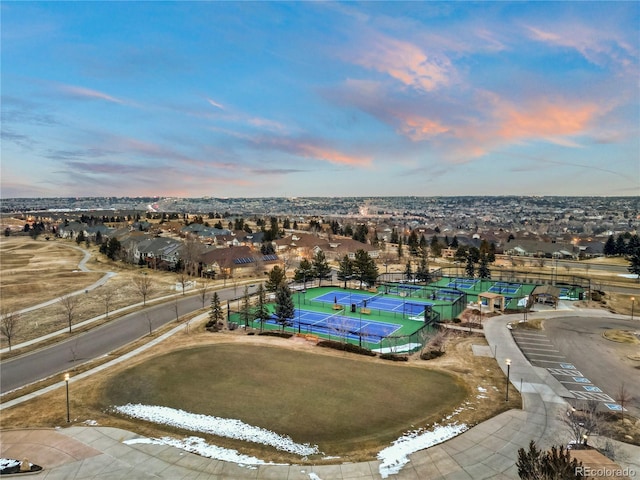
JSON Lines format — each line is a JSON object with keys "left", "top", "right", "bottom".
{"left": 0, "top": 284, "right": 259, "bottom": 393}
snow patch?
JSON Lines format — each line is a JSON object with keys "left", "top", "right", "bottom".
{"left": 308, "top": 473, "right": 323, "bottom": 480}
{"left": 477, "top": 386, "right": 487, "bottom": 393}
{"left": 372, "top": 343, "right": 421, "bottom": 354}
{"left": 114, "top": 404, "right": 320, "bottom": 456}
{"left": 84, "top": 419, "right": 99, "bottom": 426}
{"left": 124, "top": 436, "right": 277, "bottom": 467}
{"left": 377, "top": 423, "right": 468, "bottom": 478}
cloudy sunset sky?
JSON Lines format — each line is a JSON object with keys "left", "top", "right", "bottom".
{"left": 2, "top": 1, "right": 638, "bottom": 198}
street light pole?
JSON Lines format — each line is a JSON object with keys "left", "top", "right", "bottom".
{"left": 64, "top": 373, "right": 70, "bottom": 423}
{"left": 505, "top": 359, "right": 511, "bottom": 402}
{"left": 631, "top": 297, "right": 635, "bottom": 322}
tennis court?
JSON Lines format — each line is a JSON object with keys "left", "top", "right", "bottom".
{"left": 311, "top": 290, "right": 433, "bottom": 317}
{"left": 446, "top": 278, "right": 478, "bottom": 290}
{"left": 488, "top": 281, "right": 522, "bottom": 295}
{"left": 262, "top": 309, "right": 402, "bottom": 343}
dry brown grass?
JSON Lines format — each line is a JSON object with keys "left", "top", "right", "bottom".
{"left": 0, "top": 325, "right": 520, "bottom": 464}
{"left": 602, "top": 330, "right": 640, "bottom": 344}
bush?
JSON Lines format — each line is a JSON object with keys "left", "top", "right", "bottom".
{"left": 420, "top": 350, "right": 445, "bottom": 360}
{"left": 317, "top": 340, "right": 376, "bottom": 356}
{"left": 258, "top": 331, "right": 294, "bottom": 339}
{"left": 452, "top": 318, "right": 462, "bottom": 323}
{"left": 380, "top": 353, "right": 409, "bottom": 362}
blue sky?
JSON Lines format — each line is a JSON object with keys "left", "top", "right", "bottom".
{"left": 2, "top": 1, "right": 638, "bottom": 198}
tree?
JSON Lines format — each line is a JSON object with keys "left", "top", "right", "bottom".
{"left": 239, "top": 286, "right": 253, "bottom": 328}
{"left": 352, "top": 249, "right": 378, "bottom": 288}
{"left": 562, "top": 401, "right": 600, "bottom": 447}
{"left": 404, "top": 261, "right": 413, "bottom": 281}
{"left": 274, "top": 284, "right": 295, "bottom": 331}
{"left": 133, "top": 273, "right": 154, "bottom": 306}
{"left": 0, "top": 309, "right": 21, "bottom": 351}
{"left": 615, "top": 235, "right": 627, "bottom": 256}
{"left": 294, "top": 258, "right": 314, "bottom": 288}
{"left": 478, "top": 254, "right": 491, "bottom": 279}
{"left": 312, "top": 250, "right": 331, "bottom": 286}
{"left": 603, "top": 235, "right": 616, "bottom": 256}
{"left": 516, "top": 441, "right": 583, "bottom": 480}
{"left": 59, "top": 294, "right": 79, "bottom": 333}
{"left": 397, "top": 237, "right": 403, "bottom": 259}
{"left": 430, "top": 235, "right": 442, "bottom": 258}
{"left": 628, "top": 248, "right": 640, "bottom": 282}
{"left": 265, "top": 265, "right": 287, "bottom": 292}
{"left": 4, "top": 227, "right": 10, "bottom": 237}
{"left": 76, "top": 230, "right": 86, "bottom": 245}
{"left": 615, "top": 383, "right": 632, "bottom": 421}
{"left": 465, "top": 254, "right": 475, "bottom": 278}
{"left": 199, "top": 280, "right": 210, "bottom": 308}
{"left": 206, "top": 292, "right": 225, "bottom": 331}
{"left": 98, "top": 286, "right": 116, "bottom": 319}
{"left": 337, "top": 255, "right": 353, "bottom": 288}
{"left": 253, "top": 284, "right": 271, "bottom": 332}
{"left": 415, "top": 255, "right": 431, "bottom": 283}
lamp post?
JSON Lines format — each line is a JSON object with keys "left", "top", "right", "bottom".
{"left": 505, "top": 359, "right": 511, "bottom": 402}
{"left": 631, "top": 297, "right": 635, "bottom": 322}
{"left": 64, "top": 373, "right": 70, "bottom": 423}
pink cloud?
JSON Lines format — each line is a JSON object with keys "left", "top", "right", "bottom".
{"left": 396, "top": 115, "right": 450, "bottom": 141}
{"left": 58, "top": 84, "right": 125, "bottom": 104}
{"left": 352, "top": 34, "right": 453, "bottom": 92}
{"left": 249, "top": 136, "right": 372, "bottom": 167}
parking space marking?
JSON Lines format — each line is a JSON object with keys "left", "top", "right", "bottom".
{"left": 571, "top": 391, "right": 615, "bottom": 402}
{"left": 604, "top": 404, "right": 626, "bottom": 411}
{"left": 547, "top": 368, "right": 583, "bottom": 376}
{"left": 560, "top": 363, "right": 576, "bottom": 369}
{"left": 583, "top": 386, "right": 602, "bottom": 393}
{"left": 525, "top": 352, "right": 565, "bottom": 358}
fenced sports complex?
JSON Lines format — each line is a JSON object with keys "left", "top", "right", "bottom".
{"left": 229, "top": 268, "right": 587, "bottom": 354}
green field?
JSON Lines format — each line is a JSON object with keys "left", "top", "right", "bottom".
{"left": 101, "top": 344, "right": 467, "bottom": 457}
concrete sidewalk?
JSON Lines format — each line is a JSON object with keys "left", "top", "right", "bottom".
{"left": 2, "top": 312, "right": 639, "bottom": 479}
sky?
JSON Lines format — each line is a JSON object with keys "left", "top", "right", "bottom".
{"left": 1, "top": 1, "right": 639, "bottom": 198}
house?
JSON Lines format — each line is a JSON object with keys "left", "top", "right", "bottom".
{"left": 134, "top": 237, "right": 184, "bottom": 269}
{"left": 504, "top": 240, "right": 578, "bottom": 259}
{"left": 199, "top": 246, "right": 280, "bottom": 279}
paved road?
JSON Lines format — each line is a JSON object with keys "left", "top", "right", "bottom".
{"left": 0, "top": 285, "right": 259, "bottom": 393}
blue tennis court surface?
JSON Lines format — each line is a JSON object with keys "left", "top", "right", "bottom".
{"left": 311, "top": 290, "right": 433, "bottom": 316}
{"left": 488, "top": 282, "right": 521, "bottom": 294}
{"left": 262, "top": 309, "right": 402, "bottom": 343}
{"left": 446, "top": 278, "right": 478, "bottom": 289}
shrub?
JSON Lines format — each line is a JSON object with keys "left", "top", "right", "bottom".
{"left": 258, "top": 331, "right": 293, "bottom": 339}
{"left": 380, "top": 353, "right": 409, "bottom": 362}
{"left": 420, "top": 350, "right": 445, "bottom": 360}
{"left": 317, "top": 340, "right": 376, "bottom": 356}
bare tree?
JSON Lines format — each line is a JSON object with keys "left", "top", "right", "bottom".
{"left": 177, "top": 269, "right": 189, "bottom": 295}
{"left": 98, "top": 286, "right": 117, "bottom": 319}
{"left": 0, "top": 308, "right": 21, "bottom": 351}
{"left": 59, "top": 294, "right": 79, "bottom": 333}
{"left": 561, "top": 401, "right": 600, "bottom": 446}
{"left": 199, "top": 280, "right": 209, "bottom": 308}
{"left": 144, "top": 312, "right": 154, "bottom": 335}
{"left": 615, "top": 383, "right": 632, "bottom": 421}
{"left": 328, "top": 315, "right": 355, "bottom": 344}
{"left": 173, "top": 297, "right": 180, "bottom": 322}
{"left": 182, "top": 234, "right": 203, "bottom": 277}
{"left": 133, "top": 273, "right": 154, "bottom": 306}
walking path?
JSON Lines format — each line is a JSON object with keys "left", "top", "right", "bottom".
{"left": 2, "top": 309, "right": 639, "bottom": 479}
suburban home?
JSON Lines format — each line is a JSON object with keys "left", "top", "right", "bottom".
{"left": 134, "top": 237, "right": 184, "bottom": 269}
{"left": 504, "top": 240, "right": 578, "bottom": 259}
{"left": 199, "top": 246, "right": 280, "bottom": 279}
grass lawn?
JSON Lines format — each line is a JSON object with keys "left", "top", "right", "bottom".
{"left": 100, "top": 344, "right": 467, "bottom": 456}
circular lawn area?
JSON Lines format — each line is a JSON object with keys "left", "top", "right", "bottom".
{"left": 101, "top": 344, "right": 467, "bottom": 456}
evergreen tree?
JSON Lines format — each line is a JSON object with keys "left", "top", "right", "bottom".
{"left": 274, "top": 284, "right": 295, "bottom": 331}
{"left": 488, "top": 242, "right": 497, "bottom": 263}
{"left": 312, "top": 250, "right": 331, "bottom": 286}
{"left": 239, "top": 286, "right": 252, "bottom": 328}
{"left": 415, "top": 255, "right": 431, "bottom": 283}
{"left": 615, "top": 235, "right": 627, "bottom": 256}
{"left": 404, "top": 261, "right": 413, "bottom": 281}
{"left": 390, "top": 228, "right": 399, "bottom": 244}
{"left": 253, "top": 284, "right": 271, "bottom": 332}
{"left": 352, "top": 249, "right": 378, "bottom": 288}
{"left": 408, "top": 230, "right": 419, "bottom": 256}
{"left": 516, "top": 441, "right": 583, "bottom": 480}
{"left": 465, "top": 254, "right": 475, "bottom": 278}
{"left": 265, "top": 265, "right": 286, "bottom": 292}
{"left": 206, "top": 292, "right": 224, "bottom": 331}
{"left": 76, "top": 230, "right": 86, "bottom": 245}
{"left": 478, "top": 254, "right": 491, "bottom": 279}
{"left": 603, "top": 235, "right": 616, "bottom": 256}
{"left": 430, "top": 235, "right": 442, "bottom": 258}
{"left": 337, "top": 255, "right": 353, "bottom": 289}
{"left": 628, "top": 248, "right": 640, "bottom": 282}
{"left": 294, "top": 258, "right": 313, "bottom": 288}
{"left": 397, "top": 237, "right": 404, "bottom": 258}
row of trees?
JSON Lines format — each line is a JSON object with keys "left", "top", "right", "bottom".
{"left": 603, "top": 232, "right": 639, "bottom": 257}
